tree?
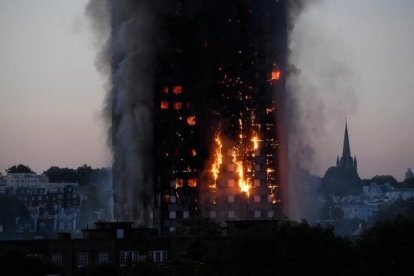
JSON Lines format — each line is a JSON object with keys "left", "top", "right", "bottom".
{"left": 369, "top": 175, "right": 398, "bottom": 186}
{"left": 6, "top": 164, "right": 34, "bottom": 174}
{"left": 43, "top": 166, "right": 78, "bottom": 183}
{"left": 358, "top": 216, "right": 414, "bottom": 275}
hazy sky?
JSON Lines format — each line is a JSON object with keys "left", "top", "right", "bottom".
{"left": 0, "top": 0, "right": 413, "bottom": 180}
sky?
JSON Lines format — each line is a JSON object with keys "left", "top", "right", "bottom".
{"left": 0, "top": 0, "right": 413, "bottom": 180}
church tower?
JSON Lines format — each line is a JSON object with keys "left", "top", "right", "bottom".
{"left": 337, "top": 123, "right": 357, "bottom": 172}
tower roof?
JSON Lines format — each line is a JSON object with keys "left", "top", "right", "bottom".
{"left": 342, "top": 123, "right": 351, "bottom": 159}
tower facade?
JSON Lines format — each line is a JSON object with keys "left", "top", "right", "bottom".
{"left": 112, "top": 0, "right": 288, "bottom": 234}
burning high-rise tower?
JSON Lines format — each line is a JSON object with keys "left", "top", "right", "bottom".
{"left": 110, "top": 0, "right": 288, "bottom": 234}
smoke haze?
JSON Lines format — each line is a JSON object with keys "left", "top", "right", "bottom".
{"left": 286, "top": 0, "right": 358, "bottom": 220}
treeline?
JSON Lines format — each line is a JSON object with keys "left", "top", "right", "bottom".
{"left": 43, "top": 165, "right": 111, "bottom": 185}
{"left": 363, "top": 174, "right": 414, "bottom": 188}
{"left": 3, "top": 164, "right": 111, "bottom": 186}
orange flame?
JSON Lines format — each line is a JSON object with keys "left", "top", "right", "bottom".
{"left": 187, "top": 116, "right": 196, "bottom": 126}
{"left": 251, "top": 134, "right": 260, "bottom": 151}
{"left": 270, "top": 70, "right": 281, "bottom": 81}
{"left": 188, "top": 179, "right": 197, "bottom": 188}
{"left": 232, "top": 149, "right": 251, "bottom": 197}
{"left": 160, "top": 101, "right": 169, "bottom": 110}
{"left": 173, "top": 86, "right": 183, "bottom": 95}
{"left": 175, "top": 179, "right": 183, "bottom": 189}
{"left": 210, "top": 133, "right": 223, "bottom": 188}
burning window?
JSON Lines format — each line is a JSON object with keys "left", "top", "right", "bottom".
{"left": 270, "top": 70, "right": 281, "bottom": 81}
{"left": 187, "top": 116, "right": 196, "bottom": 126}
{"left": 188, "top": 179, "right": 197, "bottom": 188}
{"left": 173, "top": 86, "right": 183, "bottom": 95}
{"left": 162, "top": 86, "right": 169, "bottom": 94}
{"left": 175, "top": 179, "right": 183, "bottom": 189}
{"left": 173, "top": 102, "right": 182, "bottom": 110}
{"left": 191, "top": 149, "right": 197, "bottom": 157}
{"left": 160, "top": 101, "right": 169, "bottom": 110}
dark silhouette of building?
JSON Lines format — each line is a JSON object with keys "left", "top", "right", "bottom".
{"left": 336, "top": 123, "right": 358, "bottom": 172}
{"left": 112, "top": 0, "right": 287, "bottom": 234}
{"left": 0, "top": 222, "right": 181, "bottom": 275}
{"left": 323, "top": 123, "right": 362, "bottom": 196}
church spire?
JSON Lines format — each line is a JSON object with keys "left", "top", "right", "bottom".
{"left": 338, "top": 121, "right": 356, "bottom": 170}
{"left": 342, "top": 122, "right": 351, "bottom": 159}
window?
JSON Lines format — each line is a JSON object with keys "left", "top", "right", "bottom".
{"left": 160, "top": 101, "right": 169, "bottom": 110}
{"left": 98, "top": 252, "right": 109, "bottom": 264}
{"left": 187, "top": 116, "right": 196, "bottom": 126}
{"left": 77, "top": 252, "right": 88, "bottom": 268}
{"left": 119, "top": 251, "right": 139, "bottom": 267}
{"left": 173, "top": 102, "right": 182, "bottom": 110}
{"left": 116, "top": 229, "right": 124, "bottom": 239}
{"left": 268, "top": 211, "right": 274, "bottom": 218}
{"left": 254, "top": 179, "right": 260, "bottom": 187}
{"left": 173, "top": 86, "right": 183, "bottom": 95}
{"left": 209, "top": 211, "right": 216, "bottom": 219}
{"left": 228, "top": 180, "right": 235, "bottom": 187}
{"left": 254, "top": 195, "right": 261, "bottom": 203}
{"left": 51, "top": 253, "right": 62, "bottom": 265}
{"left": 228, "top": 195, "right": 235, "bottom": 203}
{"left": 175, "top": 179, "right": 183, "bottom": 188}
{"left": 148, "top": 251, "right": 168, "bottom": 263}
{"left": 183, "top": 211, "right": 190, "bottom": 219}
{"left": 188, "top": 179, "right": 197, "bottom": 188}
{"left": 58, "top": 222, "right": 65, "bottom": 230}
{"left": 254, "top": 210, "right": 261, "bottom": 218}
{"left": 169, "top": 211, "right": 176, "bottom": 219}
{"left": 162, "top": 86, "right": 169, "bottom": 94}
{"left": 170, "top": 196, "right": 177, "bottom": 204}
{"left": 228, "top": 211, "right": 235, "bottom": 219}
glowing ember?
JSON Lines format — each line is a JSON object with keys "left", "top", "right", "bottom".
{"left": 210, "top": 133, "right": 223, "bottom": 188}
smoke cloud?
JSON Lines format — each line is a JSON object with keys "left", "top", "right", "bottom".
{"left": 286, "top": 0, "right": 358, "bottom": 220}
{"left": 85, "top": 0, "right": 161, "bottom": 226}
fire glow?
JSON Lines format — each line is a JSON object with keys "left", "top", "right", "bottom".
{"left": 210, "top": 133, "right": 223, "bottom": 189}
{"left": 232, "top": 149, "right": 252, "bottom": 197}
{"left": 270, "top": 70, "right": 281, "bottom": 81}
